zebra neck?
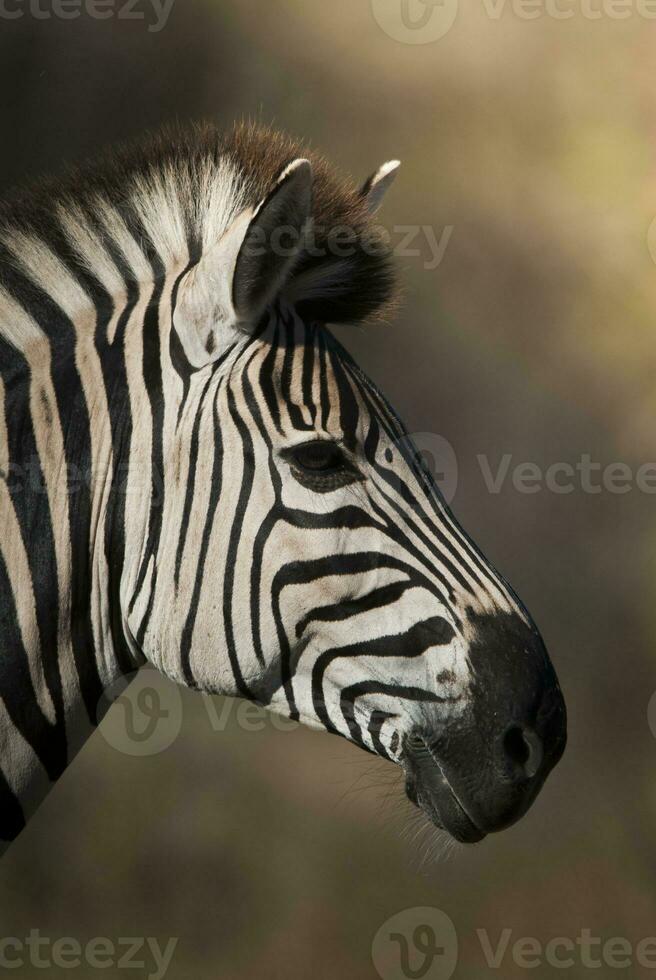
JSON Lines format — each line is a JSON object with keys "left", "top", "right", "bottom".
{"left": 0, "top": 338, "right": 140, "bottom": 846}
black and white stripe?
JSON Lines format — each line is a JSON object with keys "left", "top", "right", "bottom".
{"left": 0, "top": 122, "right": 564, "bottom": 848}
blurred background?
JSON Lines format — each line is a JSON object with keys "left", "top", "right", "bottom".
{"left": 2, "top": 1, "right": 656, "bottom": 977}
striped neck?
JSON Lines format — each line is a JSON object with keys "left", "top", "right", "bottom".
{"left": 0, "top": 251, "right": 167, "bottom": 844}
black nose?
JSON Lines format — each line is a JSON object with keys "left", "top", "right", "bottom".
{"left": 403, "top": 609, "right": 567, "bottom": 842}
{"left": 501, "top": 724, "right": 544, "bottom": 779}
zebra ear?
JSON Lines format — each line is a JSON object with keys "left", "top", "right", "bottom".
{"left": 360, "top": 160, "right": 401, "bottom": 214}
{"left": 232, "top": 158, "right": 313, "bottom": 321}
{"left": 173, "top": 158, "right": 313, "bottom": 368}
{"left": 173, "top": 209, "right": 254, "bottom": 368}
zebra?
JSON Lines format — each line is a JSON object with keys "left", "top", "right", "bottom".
{"left": 0, "top": 121, "right": 566, "bottom": 852}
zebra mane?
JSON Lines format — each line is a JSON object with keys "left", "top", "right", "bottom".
{"left": 0, "top": 121, "right": 398, "bottom": 351}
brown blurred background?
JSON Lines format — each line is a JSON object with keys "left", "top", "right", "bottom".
{"left": 2, "top": 1, "right": 656, "bottom": 977}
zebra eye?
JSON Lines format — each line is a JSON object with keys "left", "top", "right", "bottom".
{"left": 284, "top": 440, "right": 362, "bottom": 492}
{"left": 290, "top": 440, "right": 346, "bottom": 473}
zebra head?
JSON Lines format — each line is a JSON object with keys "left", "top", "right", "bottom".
{"left": 121, "top": 128, "right": 566, "bottom": 845}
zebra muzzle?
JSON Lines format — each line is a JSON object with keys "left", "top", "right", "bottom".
{"left": 403, "top": 734, "right": 486, "bottom": 844}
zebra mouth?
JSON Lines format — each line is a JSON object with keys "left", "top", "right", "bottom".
{"left": 403, "top": 735, "right": 486, "bottom": 844}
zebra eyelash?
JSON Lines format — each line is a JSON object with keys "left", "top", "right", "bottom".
{"left": 280, "top": 439, "right": 363, "bottom": 493}
{"left": 291, "top": 469, "right": 362, "bottom": 493}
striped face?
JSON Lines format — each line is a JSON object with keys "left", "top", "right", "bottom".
{"left": 129, "top": 300, "right": 566, "bottom": 844}
{"left": 0, "top": 134, "right": 565, "bottom": 841}
{"left": 0, "top": 129, "right": 565, "bottom": 849}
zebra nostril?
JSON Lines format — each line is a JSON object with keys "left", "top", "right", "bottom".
{"left": 504, "top": 726, "right": 530, "bottom": 765}
{"left": 503, "top": 726, "right": 543, "bottom": 778}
